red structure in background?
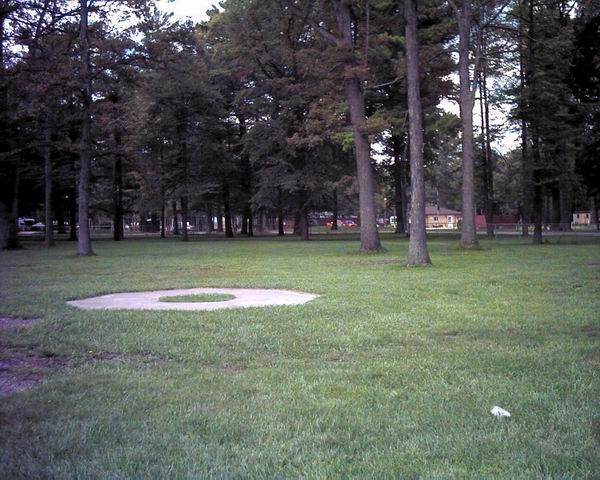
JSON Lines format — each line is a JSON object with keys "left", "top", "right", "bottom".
{"left": 475, "top": 214, "right": 520, "bottom": 230}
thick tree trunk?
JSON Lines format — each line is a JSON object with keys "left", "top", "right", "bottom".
{"left": 456, "top": 0, "right": 479, "bottom": 249}
{"left": 256, "top": 211, "right": 264, "bottom": 233}
{"left": 519, "top": 2, "right": 530, "bottom": 237}
{"left": 392, "top": 135, "right": 408, "bottom": 235}
{"left": 331, "top": 187, "right": 339, "bottom": 231}
{"left": 345, "top": 77, "right": 382, "bottom": 252}
{"left": 240, "top": 214, "right": 248, "bottom": 235}
{"left": 590, "top": 196, "right": 598, "bottom": 230}
{"left": 172, "top": 201, "right": 179, "bottom": 235}
{"left": 550, "top": 186, "right": 561, "bottom": 230}
{"left": 44, "top": 114, "right": 55, "bottom": 247}
{"left": 336, "top": 3, "right": 382, "bottom": 252}
{"left": 6, "top": 166, "right": 22, "bottom": 249}
{"left": 181, "top": 195, "right": 189, "bottom": 241}
{"left": 112, "top": 130, "right": 124, "bottom": 241}
{"left": 277, "top": 187, "right": 285, "bottom": 236}
{"left": 216, "top": 205, "right": 223, "bottom": 232}
{"left": 479, "top": 66, "right": 494, "bottom": 239}
{"left": 68, "top": 185, "right": 77, "bottom": 241}
{"left": 527, "top": 0, "right": 544, "bottom": 245}
{"left": 207, "top": 203, "right": 214, "bottom": 232}
{"left": 77, "top": 0, "right": 94, "bottom": 256}
{"left": 299, "top": 207, "right": 309, "bottom": 241}
{"left": 55, "top": 188, "right": 65, "bottom": 234}
{"left": 559, "top": 183, "right": 571, "bottom": 231}
{"left": 404, "top": 0, "right": 431, "bottom": 266}
{"left": 160, "top": 193, "right": 166, "bottom": 238}
{"left": 223, "top": 185, "right": 233, "bottom": 238}
{"left": 247, "top": 211, "right": 254, "bottom": 237}
{"left": 531, "top": 137, "right": 544, "bottom": 244}
{"left": 293, "top": 211, "right": 301, "bottom": 236}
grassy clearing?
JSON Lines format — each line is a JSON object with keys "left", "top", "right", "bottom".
{"left": 159, "top": 293, "right": 236, "bottom": 303}
{"left": 0, "top": 233, "right": 599, "bottom": 478}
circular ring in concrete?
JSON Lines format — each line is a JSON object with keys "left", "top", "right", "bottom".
{"left": 67, "top": 288, "right": 318, "bottom": 311}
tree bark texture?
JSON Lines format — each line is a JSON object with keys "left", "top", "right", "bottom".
{"left": 336, "top": 2, "right": 382, "bottom": 252}
{"left": 277, "top": 187, "right": 285, "bottom": 236}
{"left": 77, "top": 0, "right": 94, "bottom": 255}
{"left": 456, "top": 0, "right": 479, "bottom": 249}
{"left": 331, "top": 187, "right": 339, "bottom": 231}
{"left": 172, "top": 200, "right": 179, "bottom": 235}
{"left": 112, "top": 129, "right": 124, "bottom": 241}
{"left": 44, "top": 114, "right": 55, "bottom": 247}
{"left": 392, "top": 135, "right": 408, "bottom": 235}
{"left": 404, "top": 0, "right": 431, "bottom": 266}
{"left": 181, "top": 195, "right": 189, "bottom": 241}
{"left": 223, "top": 184, "right": 233, "bottom": 238}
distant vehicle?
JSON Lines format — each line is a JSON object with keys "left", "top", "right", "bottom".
{"left": 18, "top": 217, "right": 35, "bottom": 231}
{"left": 342, "top": 219, "right": 357, "bottom": 227}
{"left": 31, "top": 222, "right": 45, "bottom": 231}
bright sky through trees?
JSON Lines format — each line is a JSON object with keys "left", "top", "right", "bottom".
{"left": 158, "top": 0, "right": 218, "bottom": 22}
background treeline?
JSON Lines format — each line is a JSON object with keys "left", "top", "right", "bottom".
{"left": 0, "top": 0, "right": 598, "bottom": 263}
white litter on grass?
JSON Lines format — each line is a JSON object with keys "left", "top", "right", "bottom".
{"left": 491, "top": 406, "right": 511, "bottom": 417}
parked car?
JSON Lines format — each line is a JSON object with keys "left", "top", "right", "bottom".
{"left": 31, "top": 222, "right": 45, "bottom": 231}
{"left": 18, "top": 217, "right": 35, "bottom": 231}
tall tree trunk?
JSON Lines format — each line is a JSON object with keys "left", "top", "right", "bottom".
{"left": 590, "top": 196, "right": 598, "bottom": 230}
{"left": 480, "top": 61, "right": 495, "bottom": 239}
{"left": 405, "top": 0, "right": 431, "bottom": 266}
{"left": 519, "top": 0, "right": 530, "bottom": 237}
{"left": 247, "top": 211, "right": 254, "bottom": 237}
{"left": 277, "top": 187, "right": 285, "bottom": 236}
{"left": 68, "top": 185, "right": 77, "bottom": 241}
{"left": 478, "top": 74, "right": 494, "bottom": 239}
{"left": 299, "top": 207, "right": 309, "bottom": 241}
{"left": 293, "top": 211, "right": 301, "bottom": 236}
{"left": 456, "top": 0, "right": 479, "bottom": 249}
{"left": 238, "top": 115, "right": 253, "bottom": 238}
{"left": 207, "top": 203, "right": 214, "bottom": 232}
{"left": 181, "top": 195, "right": 189, "bottom": 241}
{"left": 559, "top": 182, "right": 571, "bottom": 231}
{"left": 223, "top": 184, "right": 233, "bottom": 238}
{"left": 160, "top": 191, "right": 166, "bottom": 238}
{"left": 44, "top": 114, "right": 55, "bottom": 247}
{"left": 6, "top": 165, "right": 22, "bottom": 249}
{"left": 172, "top": 200, "right": 179, "bottom": 235}
{"left": 112, "top": 129, "right": 124, "bottom": 241}
{"left": 345, "top": 76, "right": 382, "bottom": 252}
{"left": 392, "top": 134, "right": 407, "bottom": 235}
{"left": 256, "top": 211, "right": 264, "bottom": 233}
{"left": 331, "top": 187, "right": 339, "bottom": 231}
{"left": 216, "top": 205, "right": 223, "bottom": 232}
{"left": 336, "top": 3, "right": 382, "bottom": 252}
{"left": 550, "top": 185, "right": 561, "bottom": 229}
{"left": 528, "top": 0, "right": 543, "bottom": 245}
{"left": 55, "top": 187, "right": 65, "bottom": 234}
{"left": 77, "top": 0, "right": 94, "bottom": 256}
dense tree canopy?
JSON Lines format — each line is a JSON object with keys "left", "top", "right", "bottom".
{"left": 1, "top": 0, "right": 598, "bottom": 256}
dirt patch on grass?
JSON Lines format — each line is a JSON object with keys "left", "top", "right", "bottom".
{"left": 0, "top": 344, "right": 67, "bottom": 396}
{"left": 580, "top": 325, "right": 600, "bottom": 337}
{"left": 0, "top": 317, "right": 41, "bottom": 330}
{"left": 436, "top": 330, "right": 462, "bottom": 337}
{"left": 88, "top": 351, "right": 170, "bottom": 365}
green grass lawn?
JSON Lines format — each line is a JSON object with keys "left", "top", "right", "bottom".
{"left": 1, "top": 233, "right": 599, "bottom": 478}
{"left": 159, "top": 293, "right": 237, "bottom": 303}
